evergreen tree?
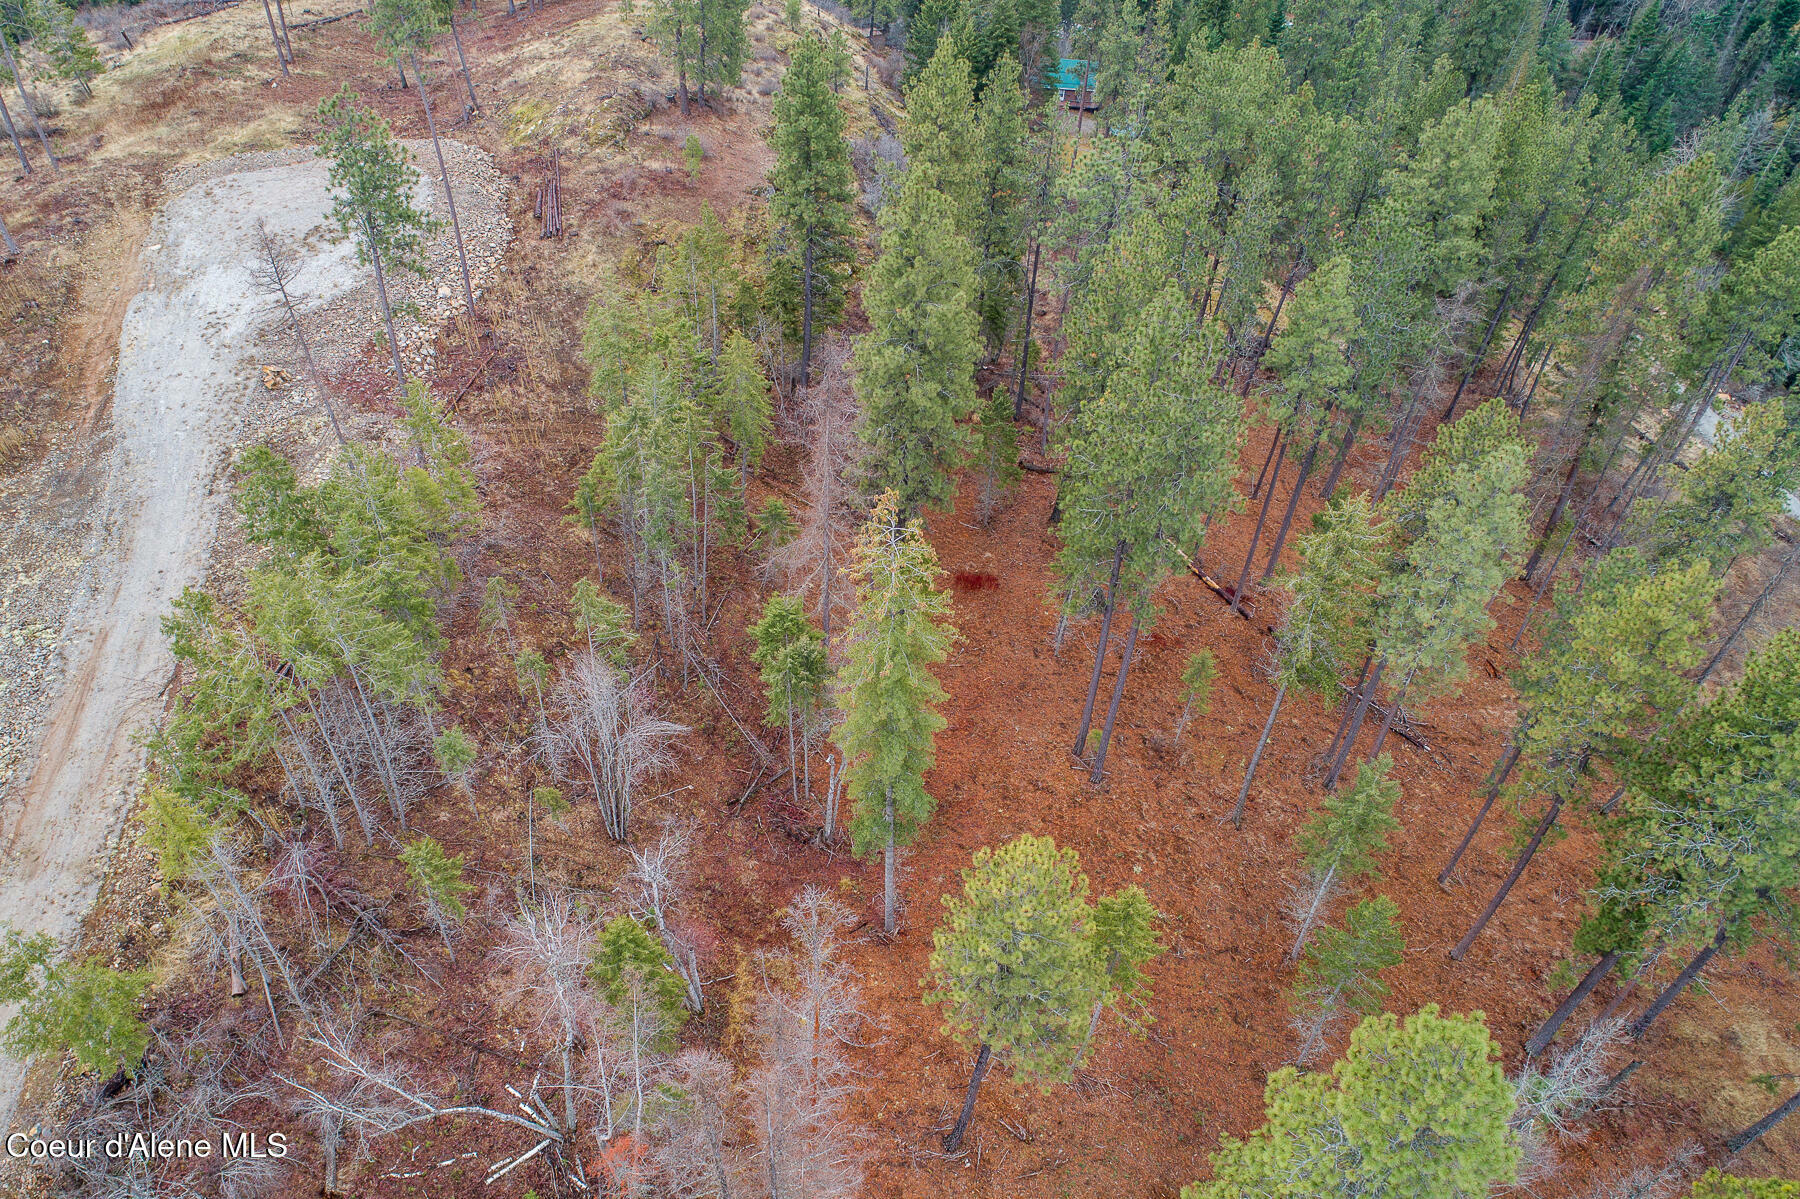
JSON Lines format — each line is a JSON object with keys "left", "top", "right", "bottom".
{"left": 1169, "top": 650, "right": 1215, "bottom": 744}
{"left": 1232, "top": 496, "right": 1388, "bottom": 825}
{"left": 768, "top": 34, "right": 855, "bottom": 385}
{"left": 750, "top": 594, "right": 829, "bottom": 809}
{"left": 1056, "top": 286, "right": 1245, "bottom": 782}
{"left": 854, "top": 171, "right": 982, "bottom": 516}
{"left": 1185, "top": 1005, "right": 1520, "bottom": 1198}
{"left": 432, "top": 725, "right": 477, "bottom": 793}
{"left": 571, "top": 577, "right": 635, "bottom": 666}
{"left": 924, "top": 834, "right": 1160, "bottom": 1154}
{"left": 366, "top": 0, "right": 478, "bottom": 323}
{"left": 1692, "top": 1172, "right": 1800, "bottom": 1199}
{"left": 969, "top": 56, "right": 1030, "bottom": 356}
{"left": 30, "top": 0, "right": 102, "bottom": 97}
{"left": 1645, "top": 399, "right": 1800, "bottom": 571}
{"left": 902, "top": 40, "right": 983, "bottom": 238}
{"left": 315, "top": 86, "right": 437, "bottom": 384}
{"left": 592, "top": 914, "right": 691, "bottom": 1045}
{"left": 834, "top": 493, "right": 957, "bottom": 935}
{"left": 972, "top": 387, "right": 1022, "bottom": 527}
{"left": 400, "top": 835, "right": 473, "bottom": 947}
{"left": 1290, "top": 895, "right": 1405, "bottom": 1064}
{"left": 0, "top": 925, "right": 152, "bottom": 1076}
{"left": 1290, "top": 756, "right": 1400, "bottom": 960}
{"left": 650, "top": 0, "right": 703, "bottom": 114}
{"left": 1451, "top": 551, "right": 1718, "bottom": 959}
{"left": 696, "top": 0, "right": 751, "bottom": 104}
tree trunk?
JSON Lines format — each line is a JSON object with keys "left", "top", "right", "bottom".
{"left": 1323, "top": 658, "right": 1384, "bottom": 790}
{"left": 1726, "top": 1088, "right": 1800, "bottom": 1155}
{"left": 1450, "top": 793, "right": 1566, "bottom": 960}
{"left": 1522, "top": 406, "right": 1601, "bottom": 580}
{"left": 1509, "top": 521, "right": 1576, "bottom": 652}
{"left": 1089, "top": 613, "right": 1140, "bottom": 784}
{"left": 942, "top": 1043, "right": 992, "bottom": 1154}
{"left": 0, "top": 209, "right": 16, "bottom": 258}
{"left": 1249, "top": 426, "right": 1284, "bottom": 502}
{"left": 1440, "top": 738, "right": 1522, "bottom": 883}
{"left": 0, "top": 33, "right": 56, "bottom": 171}
{"left": 882, "top": 787, "right": 897, "bottom": 935}
{"left": 0, "top": 90, "right": 27, "bottom": 174}
{"left": 1698, "top": 541, "right": 1799, "bottom": 685}
{"left": 1525, "top": 950, "right": 1618, "bottom": 1058}
{"left": 1260, "top": 426, "right": 1325, "bottom": 580}
{"left": 1012, "top": 240, "right": 1041, "bottom": 420}
{"left": 1628, "top": 921, "right": 1730, "bottom": 1040}
{"left": 1323, "top": 656, "right": 1372, "bottom": 767}
{"left": 1317, "top": 409, "right": 1364, "bottom": 502}
{"left": 1229, "top": 680, "right": 1286, "bottom": 827}
{"left": 1362, "top": 672, "right": 1412, "bottom": 761}
{"left": 412, "top": 55, "right": 479, "bottom": 327}
{"left": 1232, "top": 437, "right": 1286, "bottom": 612}
{"left": 1443, "top": 283, "right": 1511, "bottom": 422}
{"left": 799, "top": 237, "right": 815, "bottom": 387}
{"left": 448, "top": 14, "right": 479, "bottom": 110}
{"left": 1073, "top": 541, "right": 1125, "bottom": 756}
{"left": 1288, "top": 857, "right": 1337, "bottom": 961}
{"left": 366, "top": 230, "right": 408, "bottom": 383}
{"left": 274, "top": 0, "right": 295, "bottom": 61}
{"left": 261, "top": 0, "right": 290, "bottom": 74}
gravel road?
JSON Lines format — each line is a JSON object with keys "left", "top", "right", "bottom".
{"left": 0, "top": 143, "right": 504, "bottom": 1135}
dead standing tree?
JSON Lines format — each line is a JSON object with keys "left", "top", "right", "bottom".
{"left": 539, "top": 652, "right": 686, "bottom": 842}
{"left": 772, "top": 339, "right": 864, "bottom": 652}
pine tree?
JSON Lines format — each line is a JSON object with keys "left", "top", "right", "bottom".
{"left": 366, "top": 0, "right": 478, "bottom": 323}
{"left": 924, "top": 834, "right": 1160, "bottom": 1154}
{"left": 854, "top": 171, "right": 982, "bottom": 517}
{"left": 969, "top": 56, "right": 1030, "bottom": 356}
{"left": 695, "top": 0, "right": 751, "bottom": 104}
{"left": 315, "top": 86, "right": 437, "bottom": 383}
{"left": 1290, "top": 756, "right": 1400, "bottom": 960}
{"left": 1645, "top": 399, "right": 1800, "bottom": 571}
{"left": 592, "top": 914, "right": 691, "bottom": 1046}
{"left": 650, "top": 0, "right": 703, "bottom": 114}
{"left": 750, "top": 595, "right": 829, "bottom": 809}
{"left": 1185, "top": 1005, "right": 1520, "bottom": 1197}
{"left": 901, "top": 40, "right": 983, "bottom": 238}
{"left": 0, "top": 925, "right": 152, "bottom": 1076}
{"left": 1691, "top": 1171, "right": 1800, "bottom": 1199}
{"left": 768, "top": 34, "right": 855, "bottom": 385}
{"left": 1232, "top": 495, "right": 1388, "bottom": 826}
{"left": 30, "top": 0, "right": 102, "bottom": 97}
{"left": 432, "top": 725, "right": 477, "bottom": 793}
{"left": 1236, "top": 254, "right": 1360, "bottom": 602}
{"left": 1056, "top": 286, "right": 1245, "bottom": 782}
{"left": 972, "top": 387, "right": 1022, "bottom": 527}
{"left": 400, "top": 835, "right": 473, "bottom": 948}
{"left": 1290, "top": 895, "right": 1405, "bottom": 1064}
{"left": 1169, "top": 650, "right": 1215, "bottom": 745}
{"left": 1451, "top": 551, "right": 1718, "bottom": 960}
{"left": 834, "top": 493, "right": 957, "bottom": 935}
{"left": 572, "top": 577, "right": 635, "bottom": 666}
{"left": 1325, "top": 426, "right": 1530, "bottom": 788}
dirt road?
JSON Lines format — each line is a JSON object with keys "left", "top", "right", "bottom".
{"left": 0, "top": 153, "right": 446, "bottom": 1132}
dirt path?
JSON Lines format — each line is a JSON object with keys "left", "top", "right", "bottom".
{"left": 0, "top": 155, "right": 441, "bottom": 1132}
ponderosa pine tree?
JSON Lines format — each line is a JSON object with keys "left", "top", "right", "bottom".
{"left": 649, "top": 0, "right": 702, "bottom": 114}
{"left": 768, "top": 34, "right": 854, "bottom": 386}
{"left": 316, "top": 86, "right": 437, "bottom": 384}
{"left": 853, "top": 171, "right": 981, "bottom": 517}
{"left": 924, "top": 834, "right": 1160, "bottom": 1155}
{"left": 1056, "top": 286, "right": 1245, "bottom": 783}
{"left": 1575, "top": 631, "right": 1800, "bottom": 1041}
{"left": 1644, "top": 399, "right": 1800, "bottom": 572}
{"left": 366, "top": 0, "right": 477, "bottom": 324}
{"left": 694, "top": 0, "right": 750, "bottom": 106}
{"left": 834, "top": 493, "right": 956, "bottom": 935}
{"left": 1232, "top": 495, "right": 1388, "bottom": 826}
{"left": 1323, "top": 426, "right": 1530, "bottom": 789}
{"left": 1290, "top": 894, "right": 1404, "bottom": 1064}
{"left": 749, "top": 594, "right": 828, "bottom": 810}
{"left": 969, "top": 55, "right": 1029, "bottom": 358}
{"left": 1235, "top": 255, "right": 1359, "bottom": 605}
{"left": 900, "top": 40, "right": 982, "bottom": 239}
{"left": 1290, "top": 756, "right": 1400, "bottom": 961}
{"left": 1449, "top": 552, "right": 1717, "bottom": 960}
{"left": 1185, "top": 1006, "right": 1520, "bottom": 1198}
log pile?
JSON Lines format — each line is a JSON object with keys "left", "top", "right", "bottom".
{"left": 534, "top": 147, "right": 563, "bottom": 239}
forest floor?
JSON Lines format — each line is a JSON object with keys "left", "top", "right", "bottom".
{"left": 2, "top": 0, "right": 1799, "bottom": 1195}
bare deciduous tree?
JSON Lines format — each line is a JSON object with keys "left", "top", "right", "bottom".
{"left": 539, "top": 653, "right": 686, "bottom": 841}
{"left": 770, "top": 339, "right": 864, "bottom": 650}
{"left": 492, "top": 892, "right": 604, "bottom": 1135}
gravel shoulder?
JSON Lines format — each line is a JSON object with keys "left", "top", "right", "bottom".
{"left": 0, "top": 141, "right": 509, "bottom": 1134}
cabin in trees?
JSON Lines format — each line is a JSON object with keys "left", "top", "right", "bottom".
{"left": 1056, "top": 59, "right": 1099, "bottom": 111}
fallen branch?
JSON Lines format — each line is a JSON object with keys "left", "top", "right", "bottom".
{"left": 289, "top": 6, "right": 363, "bottom": 26}
{"left": 1018, "top": 459, "right": 1058, "bottom": 475}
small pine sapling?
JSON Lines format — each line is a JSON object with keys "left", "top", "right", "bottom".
{"left": 399, "top": 835, "right": 473, "bottom": 949}
{"left": 749, "top": 595, "right": 829, "bottom": 808}
{"left": 1289, "top": 755, "right": 1400, "bottom": 961}
{"left": 973, "top": 389, "right": 1021, "bottom": 527}
{"left": 432, "top": 726, "right": 478, "bottom": 795}
{"left": 1169, "top": 650, "right": 1215, "bottom": 745}
{"left": 1290, "top": 895, "right": 1403, "bottom": 1065}
{"left": 684, "top": 133, "right": 705, "bottom": 180}
{"left": 142, "top": 785, "right": 217, "bottom": 889}
{"left": 572, "top": 577, "right": 636, "bottom": 666}
{"left": 478, "top": 575, "right": 520, "bottom": 650}
{"left": 592, "top": 914, "right": 690, "bottom": 1047}
{"left": 752, "top": 497, "right": 799, "bottom": 557}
